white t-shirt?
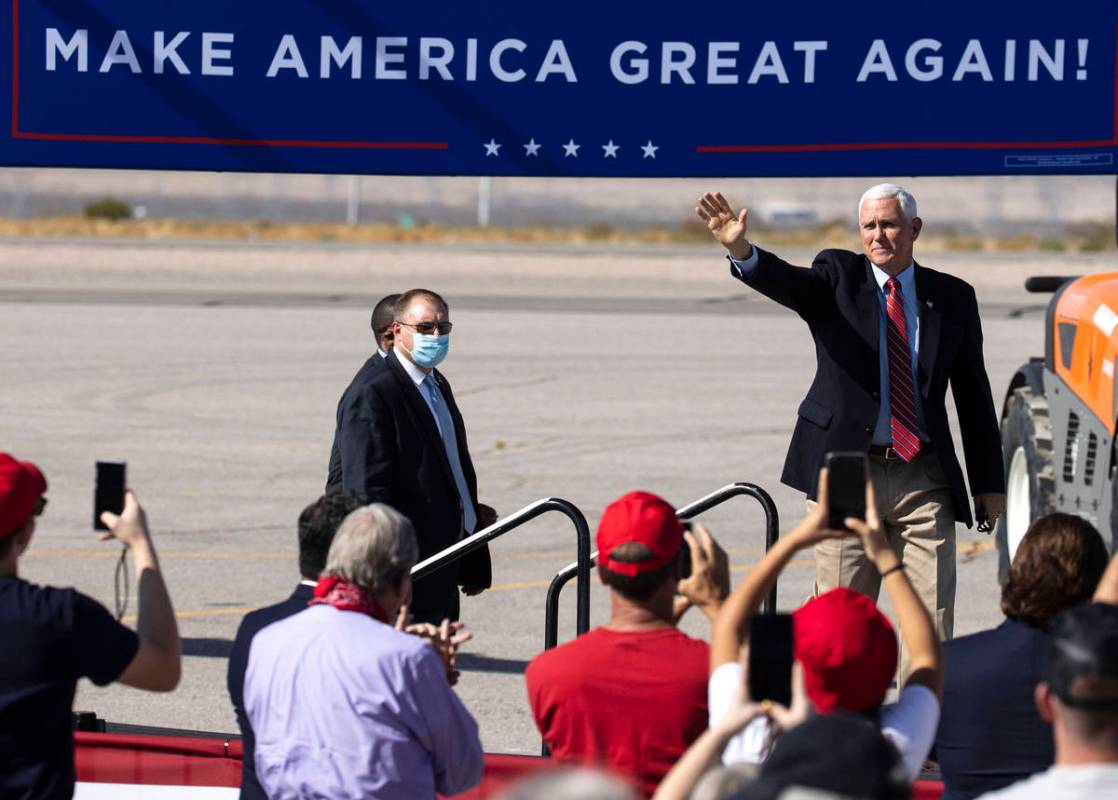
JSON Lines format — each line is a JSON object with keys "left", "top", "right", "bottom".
{"left": 708, "top": 662, "right": 940, "bottom": 782}
{"left": 977, "top": 764, "right": 1118, "bottom": 799}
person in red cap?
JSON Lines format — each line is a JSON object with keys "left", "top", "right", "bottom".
{"left": 524, "top": 490, "right": 731, "bottom": 798}
{"left": 0, "top": 453, "right": 181, "bottom": 800}
{"left": 706, "top": 469, "right": 943, "bottom": 782}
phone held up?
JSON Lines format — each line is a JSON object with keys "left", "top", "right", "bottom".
{"left": 748, "top": 613, "right": 794, "bottom": 706}
{"left": 677, "top": 520, "right": 693, "bottom": 580}
{"left": 93, "top": 461, "right": 126, "bottom": 531}
{"left": 824, "top": 451, "right": 867, "bottom": 531}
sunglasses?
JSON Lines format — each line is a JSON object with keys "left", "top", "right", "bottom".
{"left": 34, "top": 497, "right": 47, "bottom": 516}
{"left": 396, "top": 320, "right": 453, "bottom": 335}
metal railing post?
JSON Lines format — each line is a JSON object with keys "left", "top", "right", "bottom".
{"left": 543, "top": 482, "right": 779, "bottom": 651}
{"left": 411, "top": 497, "right": 591, "bottom": 638}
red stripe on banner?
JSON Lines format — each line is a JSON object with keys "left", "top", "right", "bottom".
{"left": 696, "top": 138, "right": 1118, "bottom": 154}
{"left": 10, "top": 0, "right": 19, "bottom": 137}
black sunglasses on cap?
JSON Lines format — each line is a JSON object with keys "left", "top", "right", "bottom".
{"left": 34, "top": 497, "right": 47, "bottom": 516}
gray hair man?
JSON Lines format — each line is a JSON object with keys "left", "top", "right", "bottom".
{"left": 695, "top": 184, "right": 1006, "bottom": 671}
{"left": 244, "top": 503, "right": 483, "bottom": 799}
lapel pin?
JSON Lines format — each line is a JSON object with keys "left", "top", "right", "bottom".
{"left": 925, "top": 300, "right": 933, "bottom": 309}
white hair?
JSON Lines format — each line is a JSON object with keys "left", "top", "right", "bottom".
{"left": 323, "top": 503, "right": 418, "bottom": 593}
{"left": 859, "top": 183, "right": 917, "bottom": 221}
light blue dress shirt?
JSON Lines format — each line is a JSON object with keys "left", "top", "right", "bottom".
{"left": 730, "top": 247, "right": 926, "bottom": 445}
{"left": 245, "top": 605, "right": 484, "bottom": 800}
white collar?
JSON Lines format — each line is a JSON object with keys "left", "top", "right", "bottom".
{"left": 299, "top": 579, "right": 317, "bottom": 588}
{"left": 395, "top": 351, "right": 430, "bottom": 387}
{"left": 377, "top": 348, "right": 388, "bottom": 359}
{"left": 869, "top": 261, "right": 916, "bottom": 293}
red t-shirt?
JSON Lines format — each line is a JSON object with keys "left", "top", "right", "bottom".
{"left": 524, "top": 626, "right": 710, "bottom": 798}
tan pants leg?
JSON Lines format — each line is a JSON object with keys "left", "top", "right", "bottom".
{"left": 811, "top": 451, "right": 955, "bottom": 682}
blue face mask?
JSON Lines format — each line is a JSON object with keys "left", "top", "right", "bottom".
{"left": 408, "top": 333, "right": 449, "bottom": 369}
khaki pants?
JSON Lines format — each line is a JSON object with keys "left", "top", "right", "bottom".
{"left": 810, "top": 450, "right": 955, "bottom": 682}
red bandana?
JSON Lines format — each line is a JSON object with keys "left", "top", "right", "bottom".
{"left": 309, "top": 576, "right": 389, "bottom": 623}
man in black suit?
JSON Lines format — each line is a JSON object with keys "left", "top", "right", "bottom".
{"left": 326, "top": 288, "right": 494, "bottom": 624}
{"left": 227, "top": 490, "right": 367, "bottom": 800}
{"left": 325, "top": 293, "right": 399, "bottom": 491}
{"left": 695, "top": 186, "right": 1005, "bottom": 644}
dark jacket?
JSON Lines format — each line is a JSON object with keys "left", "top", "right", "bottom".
{"left": 737, "top": 248, "right": 1005, "bottom": 526}
{"left": 325, "top": 352, "right": 384, "bottom": 493}
{"left": 935, "top": 619, "right": 1054, "bottom": 799}
{"left": 325, "top": 350, "right": 491, "bottom": 621}
{"left": 227, "top": 583, "right": 315, "bottom": 800}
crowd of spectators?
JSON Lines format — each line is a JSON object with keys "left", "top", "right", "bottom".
{"left": 4, "top": 449, "right": 1118, "bottom": 800}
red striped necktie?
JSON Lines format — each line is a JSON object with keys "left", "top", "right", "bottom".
{"left": 885, "top": 277, "right": 921, "bottom": 462}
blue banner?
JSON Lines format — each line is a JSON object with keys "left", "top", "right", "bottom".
{"left": 1, "top": 1, "right": 1116, "bottom": 176}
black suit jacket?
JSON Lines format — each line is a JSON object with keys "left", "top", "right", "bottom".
{"left": 325, "top": 352, "right": 384, "bottom": 492}
{"left": 227, "top": 583, "right": 314, "bottom": 800}
{"left": 738, "top": 248, "right": 1004, "bottom": 527}
{"left": 324, "top": 350, "right": 491, "bottom": 620}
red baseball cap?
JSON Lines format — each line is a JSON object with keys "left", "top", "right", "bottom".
{"left": 793, "top": 588, "right": 898, "bottom": 714}
{"left": 0, "top": 453, "right": 48, "bottom": 540}
{"left": 597, "top": 491, "right": 683, "bottom": 577}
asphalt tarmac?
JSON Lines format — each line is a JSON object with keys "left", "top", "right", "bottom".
{"left": 0, "top": 238, "right": 1101, "bottom": 753}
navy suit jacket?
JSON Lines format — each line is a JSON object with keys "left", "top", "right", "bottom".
{"left": 935, "top": 619, "right": 1054, "bottom": 799}
{"left": 324, "top": 350, "right": 491, "bottom": 622}
{"left": 737, "top": 248, "right": 1005, "bottom": 526}
{"left": 227, "top": 583, "right": 314, "bottom": 800}
{"left": 325, "top": 352, "right": 384, "bottom": 492}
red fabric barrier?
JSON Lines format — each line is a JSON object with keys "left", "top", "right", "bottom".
{"left": 914, "top": 779, "right": 945, "bottom": 799}
{"left": 74, "top": 732, "right": 241, "bottom": 787}
{"left": 74, "top": 733, "right": 945, "bottom": 799}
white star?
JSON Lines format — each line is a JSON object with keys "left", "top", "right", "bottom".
{"left": 641, "top": 140, "right": 659, "bottom": 159}
{"left": 483, "top": 139, "right": 501, "bottom": 156}
{"left": 602, "top": 140, "right": 619, "bottom": 158}
{"left": 562, "top": 139, "right": 580, "bottom": 157}
{"left": 523, "top": 138, "right": 541, "bottom": 157}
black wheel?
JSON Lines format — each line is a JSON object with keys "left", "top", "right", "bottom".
{"left": 996, "top": 385, "right": 1056, "bottom": 582}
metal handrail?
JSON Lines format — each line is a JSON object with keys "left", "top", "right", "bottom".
{"left": 543, "top": 482, "right": 779, "bottom": 651}
{"left": 411, "top": 497, "right": 592, "bottom": 636}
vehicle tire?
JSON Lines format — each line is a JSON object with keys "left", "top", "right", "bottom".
{"left": 996, "top": 385, "right": 1056, "bottom": 583}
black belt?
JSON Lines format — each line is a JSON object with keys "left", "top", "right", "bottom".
{"left": 868, "top": 444, "right": 932, "bottom": 461}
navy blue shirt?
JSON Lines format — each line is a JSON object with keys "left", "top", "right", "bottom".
{"left": 0, "top": 574, "right": 139, "bottom": 800}
{"left": 227, "top": 583, "right": 314, "bottom": 800}
{"left": 935, "top": 618, "right": 1054, "bottom": 800}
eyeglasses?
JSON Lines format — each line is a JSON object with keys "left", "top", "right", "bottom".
{"left": 396, "top": 320, "right": 453, "bottom": 335}
{"left": 34, "top": 497, "right": 47, "bottom": 516}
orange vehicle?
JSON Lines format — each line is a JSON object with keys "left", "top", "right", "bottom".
{"left": 998, "top": 274, "right": 1118, "bottom": 577}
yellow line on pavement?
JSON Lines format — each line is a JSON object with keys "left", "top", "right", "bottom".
{"left": 139, "top": 558, "right": 813, "bottom": 625}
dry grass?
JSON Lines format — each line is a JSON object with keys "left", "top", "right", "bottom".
{"left": 0, "top": 216, "right": 1112, "bottom": 253}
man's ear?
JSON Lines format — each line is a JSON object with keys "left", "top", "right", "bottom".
{"left": 13, "top": 518, "right": 35, "bottom": 558}
{"left": 910, "top": 216, "right": 923, "bottom": 241}
{"left": 1036, "top": 682, "right": 1055, "bottom": 724}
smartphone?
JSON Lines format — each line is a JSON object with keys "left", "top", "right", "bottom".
{"left": 93, "top": 461, "right": 126, "bottom": 531}
{"left": 678, "top": 520, "right": 693, "bottom": 579}
{"left": 825, "top": 451, "right": 867, "bottom": 530}
{"left": 748, "top": 613, "right": 794, "bottom": 706}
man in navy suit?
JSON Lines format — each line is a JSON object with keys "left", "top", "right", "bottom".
{"left": 327, "top": 288, "right": 495, "bottom": 625}
{"left": 227, "top": 490, "right": 367, "bottom": 800}
{"left": 695, "top": 186, "right": 1005, "bottom": 648}
{"left": 325, "top": 293, "right": 400, "bottom": 491}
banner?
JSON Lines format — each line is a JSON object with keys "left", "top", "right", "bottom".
{"left": 2, "top": 1, "right": 1116, "bottom": 176}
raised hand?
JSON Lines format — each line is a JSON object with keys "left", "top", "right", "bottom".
{"left": 695, "top": 192, "right": 753, "bottom": 260}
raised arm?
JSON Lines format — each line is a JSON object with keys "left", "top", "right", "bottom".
{"left": 709, "top": 472, "right": 840, "bottom": 672}
{"left": 102, "top": 492, "right": 181, "bottom": 692}
{"left": 844, "top": 481, "right": 943, "bottom": 699}
{"left": 695, "top": 191, "right": 831, "bottom": 317}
